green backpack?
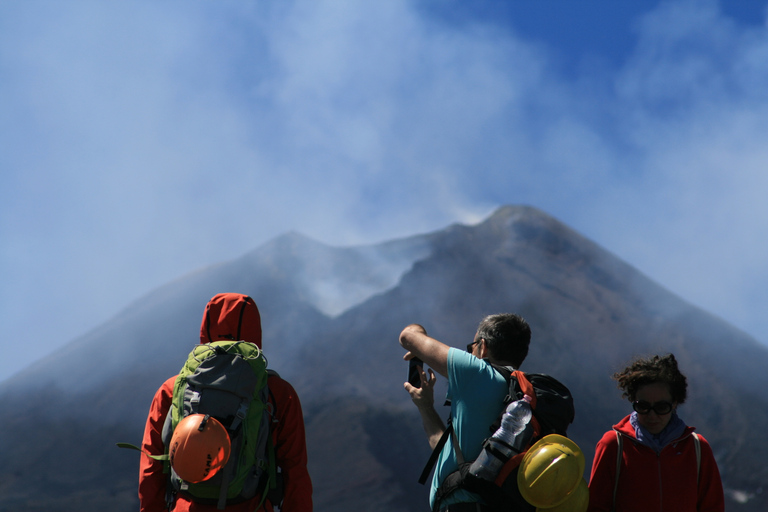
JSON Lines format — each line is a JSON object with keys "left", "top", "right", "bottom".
{"left": 161, "top": 341, "right": 278, "bottom": 510}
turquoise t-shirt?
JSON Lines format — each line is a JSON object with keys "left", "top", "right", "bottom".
{"left": 429, "top": 348, "right": 511, "bottom": 509}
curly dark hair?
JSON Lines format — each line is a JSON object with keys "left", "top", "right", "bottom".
{"left": 612, "top": 353, "right": 688, "bottom": 404}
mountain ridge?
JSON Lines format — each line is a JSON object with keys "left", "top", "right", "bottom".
{"left": 1, "top": 204, "right": 766, "bottom": 511}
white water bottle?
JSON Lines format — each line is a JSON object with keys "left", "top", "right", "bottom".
{"left": 470, "top": 394, "right": 533, "bottom": 481}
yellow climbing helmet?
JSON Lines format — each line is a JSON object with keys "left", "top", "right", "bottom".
{"left": 536, "top": 477, "right": 589, "bottom": 512}
{"left": 517, "top": 434, "right": 585, "bottom": 509}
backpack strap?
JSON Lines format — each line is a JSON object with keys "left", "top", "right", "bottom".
{"left": 510, "top": 370, "right": 537, "bottom": 408}
{"left": 416, "top": 413, "right": 478, "bottom": 487}
{"left": 229, "top": 399, "right": 250, "bottom": 431}
{"left": 418, "top": 419, "right": 454, "bottom": 485}
{"left": 216, "top": 435, "right": 241, "bottom": 510}
{"left": 451, "top": 420, "right": 465, "bottom": 465}
{"left": 507, "top": 370, "right": 541, "bottom": 443}
{"left": 430, "top": 461, "right": 470, "bottom": 512}
{"left": 264, "top": 378, "right": 282, "bottom": 507}
{"left": 692, "top": 432, "right": 701, "bottom": 484}
{"left": 612, "top": 431, "right": 623, "bottom": 512}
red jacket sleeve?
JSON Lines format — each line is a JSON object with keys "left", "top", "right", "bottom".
{"left": 696, "top": 434, "right": 725, "bottom": 512}
{"left": 587, "top": 430, "right": 619, "bottom": 512}
{"left": 269, "top": 375, "right": 313, "bottom": 512}
{"left": 138, "top": 376, "right": 176, "bottom": 512}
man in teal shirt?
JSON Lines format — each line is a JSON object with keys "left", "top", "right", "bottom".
{"left": 400, "top": 314, "right": 532, "bottom": 512}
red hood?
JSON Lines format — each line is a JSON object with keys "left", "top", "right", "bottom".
{"left": 199, "top": 293, "right": 262, "bottom": 348}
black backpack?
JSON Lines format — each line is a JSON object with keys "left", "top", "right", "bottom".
{"left": 421, "top": 367, "right": 575, "bottom": 512}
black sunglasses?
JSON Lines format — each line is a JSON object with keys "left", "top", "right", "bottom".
{"left": 633, "top": 400, "right": 673, "bottom": 415}
{"left": 466, "top": 339, "right": 483, "bottom": 353}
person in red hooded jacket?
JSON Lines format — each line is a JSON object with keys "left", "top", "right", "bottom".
{"left": 138, "top": 293, "right": 313, "bottom": 512}
{"left": 587, "top": 354, "right": 723, "bottom": 512}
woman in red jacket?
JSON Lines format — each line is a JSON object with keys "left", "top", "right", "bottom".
{"left": 138, "top": 293, "right": 313, "bottom": 512}
{"left": 587, "top": 354, "right": 724, "bottom": 512}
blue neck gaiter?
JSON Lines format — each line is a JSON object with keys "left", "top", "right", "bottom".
{"left": 630, "top": 411, "right": 687, "bottom": 454}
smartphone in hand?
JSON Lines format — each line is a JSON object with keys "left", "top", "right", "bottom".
{"left": 408, "top": 357, "right": 423, "bottom": 388}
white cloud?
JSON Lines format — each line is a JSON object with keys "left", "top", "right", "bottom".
{"left": 2, "top": 0, "right": 768, "bottom": 381}
{"left": 576, "top": 0, "right": 768, "bottom": 337}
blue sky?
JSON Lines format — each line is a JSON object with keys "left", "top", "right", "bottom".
{"left": 2, "top": 0, "right": 768, "bottom": 382}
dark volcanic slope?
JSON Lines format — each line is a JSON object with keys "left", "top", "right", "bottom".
{"left": 1, "top": 205, "right": 765, "bottom": 512}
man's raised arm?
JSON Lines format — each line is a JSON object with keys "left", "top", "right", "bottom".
{"left": 399, "top": 324, "right": 449, "bottom": 378}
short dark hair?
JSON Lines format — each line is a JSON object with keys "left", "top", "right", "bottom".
{"left": 612, "top": 353, "right": 688, "bottom": 404}
{"left": 476, "top": 313, "right": 531, "bottom": 368}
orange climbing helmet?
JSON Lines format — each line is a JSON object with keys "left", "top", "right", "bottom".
{"left": 169, "top": 414, "right": 231, "bottom": 483}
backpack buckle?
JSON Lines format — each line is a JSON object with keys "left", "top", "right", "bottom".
{"left": 229, "top": 401, "right": 249, "bottom": 431}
